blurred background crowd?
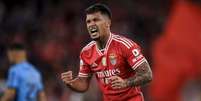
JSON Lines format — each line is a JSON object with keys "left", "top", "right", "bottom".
{"left": 0, "top": 0, "right": 200, "bottom": 101}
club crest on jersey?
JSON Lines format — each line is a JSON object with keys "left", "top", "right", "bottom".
{"left": 109, "top": 53, "right": 117, "bottom": 65}
{"left": 102, "top": 57, "right": 107, "bottom": 66}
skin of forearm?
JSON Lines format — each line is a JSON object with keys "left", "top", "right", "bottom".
{"left": 67, "top": 77, "right": 89, "bottom": 92}
{"left": 126, "top": 62, "right": 153, "bottom": 87}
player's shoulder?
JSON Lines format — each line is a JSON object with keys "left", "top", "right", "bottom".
{"left": 9, "top": 63, "right": 21, "bottom": 72}
{"left": 81, "top": 41, "right": 96, "bottom": 53}
{"left": 112, "top": 34, "right": 137, "bottom": 49}
{"left": 8, "top": 65, "right": 20, "bottom": 76}
{"left": 24, "top": 62, "right": 41, "bottom": 76}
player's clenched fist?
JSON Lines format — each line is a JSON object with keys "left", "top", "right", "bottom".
{"left": 109, "top": 76, "right": 128, "bottom": 89}
{"left": 61, "top": 71, "right": 74, "bottom": 85}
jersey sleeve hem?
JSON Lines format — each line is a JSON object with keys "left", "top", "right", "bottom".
{"left": 78, "top": 72, "right": 92, "bottom": 78}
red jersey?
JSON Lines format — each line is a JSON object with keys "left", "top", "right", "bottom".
{"left": 79, "top": 33, "right": 146, "bottom": 101}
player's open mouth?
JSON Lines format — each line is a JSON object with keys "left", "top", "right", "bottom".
{"left": 89, "top": 25, "right": 98, "bottom": 34}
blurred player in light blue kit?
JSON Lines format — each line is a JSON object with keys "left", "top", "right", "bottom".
{"left": 1, "top": 43, "right": 46, "bottom": 101}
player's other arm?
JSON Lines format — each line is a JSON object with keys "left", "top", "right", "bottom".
{"left": 1, "top": 88, "right": 16, "bottom": 101}
{"left": 126, "top": 60, "right": 153, "bottom": 87}
{"left": 1, "top": 69, "right": 18, "bottom": 101}
{"left": 61, "top": 71, "right": 91, "bottom": 92}
{"left": 110, "top": 60, "right": 152, "bottom": 89}
{"left": 124, "top": 41, "right": 153, "bottom": 87}
{"left": 110, "top": 39, "right": 152, "bottom": 89}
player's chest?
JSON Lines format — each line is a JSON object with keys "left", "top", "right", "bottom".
{"left": 90, "top": 48, "right": 126, "bottom": 73}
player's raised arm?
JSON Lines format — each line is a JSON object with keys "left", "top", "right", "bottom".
{"left": 61, "top": 70, "right": 92, "bottom": 92}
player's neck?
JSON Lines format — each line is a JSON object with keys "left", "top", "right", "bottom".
{"left": 15, "top": 56, "right": 27, "bottom": 64}
{"left": 96, "top": 31, "right": 110, "bottom": 50}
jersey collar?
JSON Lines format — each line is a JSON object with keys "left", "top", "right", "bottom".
{"left": 96, "top": 32, "right": 113, "bottom": 55}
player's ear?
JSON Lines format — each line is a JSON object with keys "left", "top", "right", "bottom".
{"left": 106, "top": 19, "right": 111, "bottom": 28}
{"left": 108, "top": 20, "right": 111, "bottom": 27}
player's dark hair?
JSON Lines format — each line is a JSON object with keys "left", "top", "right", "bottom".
{"left": 85, "top": 3, "right": 112, "bottom": 19}
{"left": 7, "top": 43, "right": 26, "bottom": 50}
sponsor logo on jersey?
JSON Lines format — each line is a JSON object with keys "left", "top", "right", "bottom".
{"left": 80, "top": 60, "right": 84, "bottom": 69}
{"left": 109, "top": 53, "right": 117, "bottom": 65}
{"left": 96, "top": 68, "right": 120, "bottom": 78}
{"left": 80, "top": 60, "right": 84, "bottom": 66}
{"left": 102, "top": 56, "right": 107, "bottom": 66}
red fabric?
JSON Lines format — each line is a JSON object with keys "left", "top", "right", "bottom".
{"left": 104, "top": 93, "right": 144, "bottom": 101}
{"left": 149, "top": 1, "right": 201, "bottom": 101}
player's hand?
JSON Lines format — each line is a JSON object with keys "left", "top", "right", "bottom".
{"left": 109, "top": 76, "right": 128, "bottom": 89}
{"left": 61, "top": 71, "right": 75, "bottom": 86}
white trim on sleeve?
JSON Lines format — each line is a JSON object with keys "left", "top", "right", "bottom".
{"left": 78, "top": 72, "right": 91, "bottom": 77}
{"left": 131, "top": 58, "right": 147, "bottom": 70}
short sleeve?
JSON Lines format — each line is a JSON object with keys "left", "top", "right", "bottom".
{"left": 78, "top": 57, "right": 92, "bottom": 78}
{"left": 6, "top": 69, "right": 19, "bottom": 88}
{"left": 124, "top": 42, "right": 147, "bottom": 70}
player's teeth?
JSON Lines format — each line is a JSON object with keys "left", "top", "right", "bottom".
{"left": 90, "top": 29, "right": 97, "bottom": 33}
{"left": 92, "top": 28, "right": 97, "bottom": 31}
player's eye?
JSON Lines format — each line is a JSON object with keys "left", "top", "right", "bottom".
{"left": 93, "top": 18, "right": 99, "bottom": 22}
{"left": 86, "top": 20, "right": 91, "bottom": 24}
